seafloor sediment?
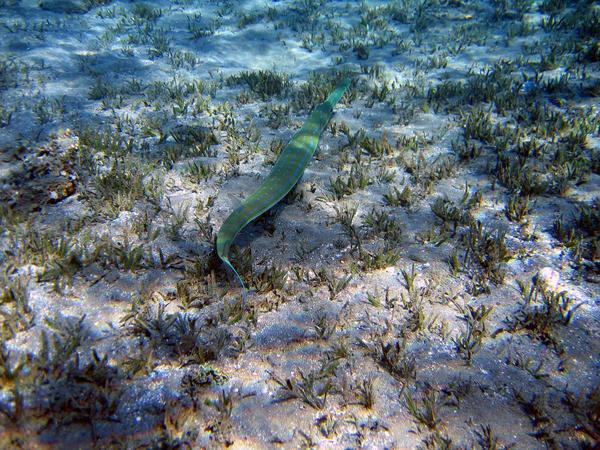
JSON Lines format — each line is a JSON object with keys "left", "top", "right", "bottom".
{"left": 0, "top": 0, "right": 599, "bottom": 448}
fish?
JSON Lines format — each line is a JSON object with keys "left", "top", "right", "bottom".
{"left": 216, "top": 77, "right": 351, "bottom": 297}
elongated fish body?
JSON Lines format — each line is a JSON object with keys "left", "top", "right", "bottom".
{"left": 216, "top": 77, "right": 351, "bottom": 292}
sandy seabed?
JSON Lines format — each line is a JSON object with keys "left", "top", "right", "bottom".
{"left": 0, "top": 0, "right": 599, "bottom": 448}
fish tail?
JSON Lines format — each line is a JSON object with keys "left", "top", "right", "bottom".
{"left": 222, "top": 256, "right": 248, "bottom": 298}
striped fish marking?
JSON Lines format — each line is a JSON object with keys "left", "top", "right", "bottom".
{"left": 216, "top": 77, "right": 351, "bottom": 294}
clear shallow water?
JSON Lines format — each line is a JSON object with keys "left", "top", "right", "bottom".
{"left": 0, "top": 0, "right": 599, "bottom": 448}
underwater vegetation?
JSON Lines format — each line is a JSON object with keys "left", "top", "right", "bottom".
{"left": 0, "top": 0, "right": 598, "bottom": 448}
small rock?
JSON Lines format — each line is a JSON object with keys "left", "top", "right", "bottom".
{"left": 47, "top": 179, "right": 76, "bottom": 204}
{"left": 534, "top": 267, "right": 560, "bottom": 291}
